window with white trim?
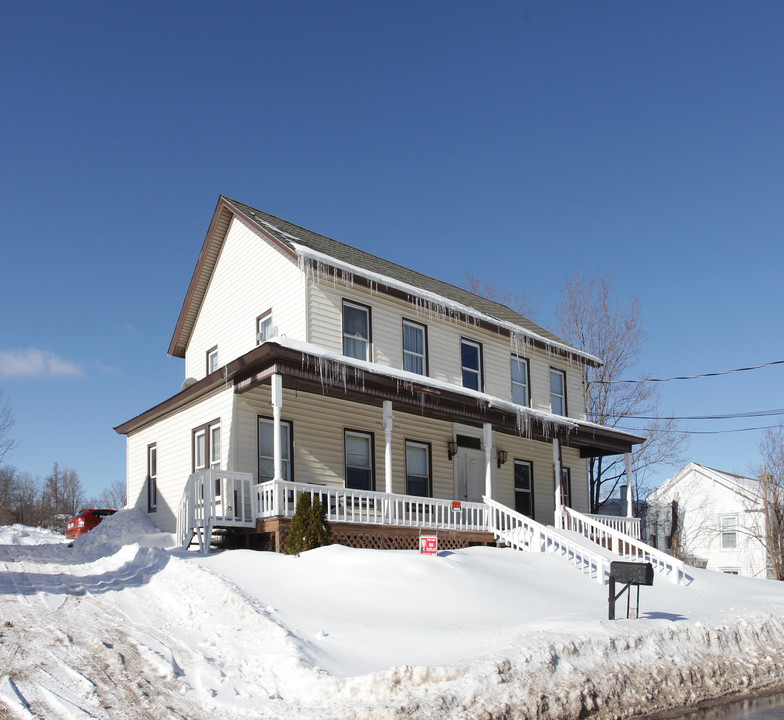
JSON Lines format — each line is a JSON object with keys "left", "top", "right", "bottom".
{"left": 720, "top": 515, "right": 738, "bottom": 549}
{"left": 207, "top": 347, "right": 219, "bottom": 375}
{"left": 403, "top": 319, "right": 427, "bottom": 375}
{"left": 147, "top": 444, "right": 157, "bottom": 512}
{"left": 405, "top": 441, "right": 431, "bottom": 497}
{"left": 514, "top": 459, "right": 534, "bottom": 518}
{"left": 257, "top": 311, "right": 273, "bottom": 345}
{"left": 258, "top": 416, "right": 292, "bottom": 481}
{"left": 342, "top": 300, "right": 371, "bottom": 361}
{"left": 345, "top": 430, "right": 374, "bottom": 491}
{"left": 550, "top": 368, "right": 566, "bottom": 415}
{"left": 511, "top": 356, "right": 530, "bottom": 406}
{"left": 461, "top": 339, "right": 482, "bottom": 391}
{"left": 193, "top": 419, "right": 221, "bottom": 495}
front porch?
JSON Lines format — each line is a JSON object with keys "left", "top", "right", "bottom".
{"left": 176, "top": 470, "right": 688, "bottom": 585}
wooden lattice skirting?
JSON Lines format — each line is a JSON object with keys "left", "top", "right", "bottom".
{"left": 247, "top": 518, "right": 495, "bottom": 553}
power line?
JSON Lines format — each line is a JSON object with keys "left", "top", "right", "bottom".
{"left": 620, "top": 424, "right": 781, "bottom": 436}
{"left": 589, "top": 359, "right": 784, "bottom": 384}
{"left": 626, "top": 408, "right": 784, "bottom": 421}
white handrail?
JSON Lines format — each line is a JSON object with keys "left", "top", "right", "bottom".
{"left": 256, "top": 480, "right": 488, "bottom": 532}
{"left": 561, "top": 506, "right": 689, "bottom": 585}
{"left": 484, "top": 497, "right": 609, "bottom": 585}
{"left": 584, "top": 513, "right": 641, "bottom": 540}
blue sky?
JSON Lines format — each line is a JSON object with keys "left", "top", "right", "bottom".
{"left": 1, "top": 2, "right": 783, "bottom": 500}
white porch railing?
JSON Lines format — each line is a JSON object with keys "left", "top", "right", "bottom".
{"left": 485, "top": 497, "right": 609, "bottom": 585}
{"left": 560, "top": 506, "right": 689, "bottom": 585}
{"left": 584, "top": 513, "right": 641, "bottom": 539}
{"left": 176, "top": 470, "right": 257, "bottom": 552}
{"left": 256, "top": 479, "right": 488, "bottom": 532}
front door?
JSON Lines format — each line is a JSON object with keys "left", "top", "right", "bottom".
{"left": 454, "top": 448, "right": 485, "bottom": 503}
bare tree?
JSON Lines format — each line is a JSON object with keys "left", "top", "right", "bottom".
{"left": 0, "top": 465, "right": 16, "bottom": 524}
{"left": 0, "top": 391, "right": 19, "bottom": 466}
{"left": 464, "top": 272, "right": 539, "bottom": 321}
{"left": 12, "top": 471, "right": 43, "bottom": 526}
{"left": 756, "top": 424, "right": 784, "bottom": 580}
{"left": 98, "top": 478, "right": 127, "bottom": 510}
{"left": 555, "top": 271, "right": 687, "bottom": 513}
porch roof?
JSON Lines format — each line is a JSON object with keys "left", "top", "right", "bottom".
{"left": 116, "top": 340, "right": 643, "bottom": 458}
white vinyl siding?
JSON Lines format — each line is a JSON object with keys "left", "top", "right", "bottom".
{"left": 185, "top": 218, "right": 306, "bottom": 379}
{"left": 125, "top": 387, "right": 233, "bottom": 534}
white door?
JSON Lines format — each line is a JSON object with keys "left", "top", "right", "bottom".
{"left": 455, "top": 448, "right": 486, "bottom": 503}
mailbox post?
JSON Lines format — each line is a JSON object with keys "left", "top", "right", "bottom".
{"left": 609, "top": 561, "right": 654, "bottom": 620}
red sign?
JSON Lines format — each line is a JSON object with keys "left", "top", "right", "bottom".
{"left": 419, "top": 535, "right": 438, "bottom": 555}
{"left": 452, "top": 500, "right": 462, "bottom": 512}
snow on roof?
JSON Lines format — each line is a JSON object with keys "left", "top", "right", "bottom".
{"left": 272, "top": 337, "right": 642, "bottom": 442}
{"left": 290, "top": 242, "right": 604, "bottom": 366}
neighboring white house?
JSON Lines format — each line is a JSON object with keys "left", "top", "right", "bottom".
{"left": 115, "top": 197, "right": 647, "bottom": 557}
{"left": 644, "top": 462, "right": 771, "bottom": 579}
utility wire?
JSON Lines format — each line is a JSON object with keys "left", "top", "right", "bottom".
{"left": 589, "top": 359, "right": 784, "bottom": 384}
{"left": 625, "top": 408, "right": 784, "bottom": 421}
{"left": 619, "top": 424, "right": 782, "bottom": 436}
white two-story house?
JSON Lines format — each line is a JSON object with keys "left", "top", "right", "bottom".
{"left": 115, "top": 197, "right": 647, "bottom": 558}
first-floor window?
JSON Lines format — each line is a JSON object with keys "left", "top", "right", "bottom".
{"left": 720, "top": 515, "right": 738, "bottom": 548}
{"left": 345, "top": 430, "right": 374, "bottom": 491}
{"left": 405, "top": 441, "right": 431, "bottom": 497}
{"left": 559, "top": 467, "right": 572, "bottom": 508}
{"left": 258, "top": 416, "right": 292, "bottom": 481}
{"left": 514, "top": 460, "right": 534, "bottom": 518}
{"left": 193, "top": 419, "right": 221, "bottom": 495}
{"left": 147, "top": 444, "right": 157, "bottom": 512}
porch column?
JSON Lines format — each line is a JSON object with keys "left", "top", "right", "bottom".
{"left": 483, "top": 422, "right": 493, "bottom": 500}
{"left": 553, "top": 437, "right": 563, "bottom": 527}
{"left": 625, "top": 453, "right": 634, "bottom": 518}
{"left": 271, "top": 373, "right": 283, "bottom": 482}
{"left": 383, "top": 401, "right": 393, "bottom": 494}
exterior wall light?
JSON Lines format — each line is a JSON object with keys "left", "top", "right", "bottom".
{"left": 447, "top": 441, "right": 458, "bottom": 461}
{"left": 497, "top": 450, "right": 508, "bottom": 468}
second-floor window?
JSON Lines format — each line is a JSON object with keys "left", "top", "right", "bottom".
{"left": 402, "top": 319, "right": 427, "bottom": 375}
{"left": 343, "top": 300, "right": 371, "bottom": 361}
{"left": 511, "top": 356, "right": 529, "bottom": 406}
{"left": 257, "top": 311, "right": 273, "bottom": 345}
{"left": 550, "top": 368, "right": 566, "bottom": 415}
{"left": 207, "top": 347, "right": 219, "bottom": 375}
{"left": 461, "top": 339, "right": 482, "bottom": 391}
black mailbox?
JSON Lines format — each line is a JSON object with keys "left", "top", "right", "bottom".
{"left": 610, "top": 561, "right": 654, "bottom": 586}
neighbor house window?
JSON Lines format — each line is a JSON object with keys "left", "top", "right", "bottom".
{"left": 550, "top": 368, "right": 566, "bottom": 415}
{"left": 345, "top": 430, "right": 374, "bottom": 491}
{"left": 511, "top": 356, "right": 530, "bottom": 406}
{"left": 405, "top": 441, "right": 431, "bottom": 497}
{"left": 147, "top": 444, "right": 157, "bottom": 512}
{"left": 461, "top": 339, "right": 482, "bottom": 391}
{"left": 207, "top": 347, "right": 219, "bottom": 375}
{"left": 402, "top": 319, "right": 427, "bottom": 375}
{"left": 720, "top": 515, "right": 738, "bottom": 549}
{"left": 258, "top": 416, "right": 292, "bottom": 481}
{"left": 257, "top": 311, "right": 273, "bottom": 345}
{"left": 514, "top": 460, "right": 534, "bottom": 518}
{"left": 343, "top": 300, "right": 371, "bottom": 361}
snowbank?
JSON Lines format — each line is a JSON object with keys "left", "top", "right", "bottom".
{"left": 1, "top": 514, "right": 784, "bottom": 719}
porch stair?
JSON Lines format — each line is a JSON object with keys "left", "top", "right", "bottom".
{"left": 484, "top": 497, "right": 610, "bottom": 585}
{"left": 560, "top": 506, "right": 690, "bottom": 585}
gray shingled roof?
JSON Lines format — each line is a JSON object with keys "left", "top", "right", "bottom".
{"left": 225, "top": 197, "right": 571, "bottom": 349}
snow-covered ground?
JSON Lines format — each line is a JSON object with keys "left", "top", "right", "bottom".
{"left": 2, "top": 511, "right": 784, "bottom": 720}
